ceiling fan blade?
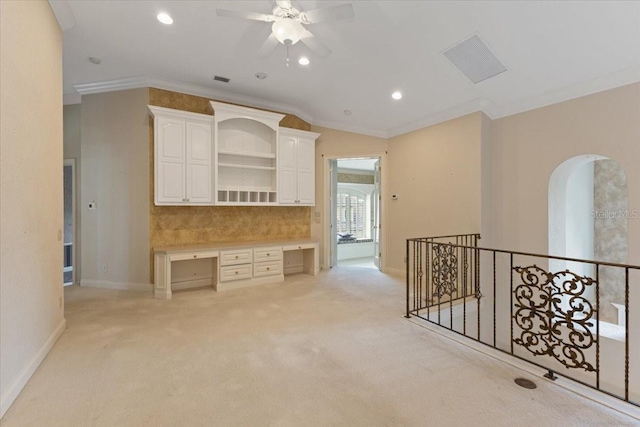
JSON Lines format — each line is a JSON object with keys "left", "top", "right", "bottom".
{"left": 300, "top": 30, "right": 331, "bottom": 57}
{"left": 276, "top": 1, "right": 292, "bottom": 9}
{"left": 300, "top": 4, "right": 354, "bottom": 24}
{"left": 257, "top": 33, "right": 280, "bottom": 58}
{"left": 216, "top": 9, "right": 275, "bottom": 22}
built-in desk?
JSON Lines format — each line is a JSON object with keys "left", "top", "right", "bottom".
{"left": 153, "top": 238, "right": 319, "bottom": 299}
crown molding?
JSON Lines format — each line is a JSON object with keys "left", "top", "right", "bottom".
{"left": 73, "top": 76, "right": 315, "bottom": 125}
{"left": 311, "top": 119, "right": 389, "bottom": 139}
{"left": 68, "top": 67, "right": 640, "bottom": 141}
{"left": 386, "top": 98, "right": 497, "bottom": 138}
{"left": 492, "top": 66, "right": 640, "bottom": 119}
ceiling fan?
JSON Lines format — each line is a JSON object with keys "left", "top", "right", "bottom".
{"left": 216, "top": 1, "right": 354, "bottom": 59}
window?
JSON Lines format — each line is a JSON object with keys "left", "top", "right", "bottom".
{"left": 336, "top": 187, "right": 370, "bottom": 239}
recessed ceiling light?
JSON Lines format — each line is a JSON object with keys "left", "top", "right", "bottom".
{"left": 344, "top": 110, "right": 352, "bottom": 116}
{"left": 88, "top": 57, "right": 102, "bottom": 65}
{"left": 255, "top": 72, "right": 268, "bottom": 80}
{"left": 391, "top": 91, "right": 402, "bottom": 100}
{"left": 298, "top": 57, "right": 310, "bottom": 66}
{"left": 157, "top": 12, "right": 173, "bottom": 25}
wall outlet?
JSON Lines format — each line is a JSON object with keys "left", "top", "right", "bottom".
{"left": 102, "top": 264, "right": 107, "bottom": 272}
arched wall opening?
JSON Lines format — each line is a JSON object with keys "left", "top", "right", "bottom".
{"left": 549, "top": 154, "right": 628, "bottom": 324}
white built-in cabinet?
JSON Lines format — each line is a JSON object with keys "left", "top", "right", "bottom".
{"left": 148, "top": 106, "right": 214, "bottom": 205}
{"left": 210, "top": 101, "right": 285, "bottom": 205}
{"left": 149, "top": 102, "right": 319, "bottom": 207}
{"left": 278, "top": 128, "right": 320, "bottom": 205}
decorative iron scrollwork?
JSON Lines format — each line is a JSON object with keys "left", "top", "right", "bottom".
{"left": 512, "top": 265, "right": 597, "bottom": 372}
{"left": 432, "top": 244, "right": 458, "bottom": 298}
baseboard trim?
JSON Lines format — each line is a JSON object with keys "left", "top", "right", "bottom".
{"left": 0, "top": 318, "right": 66, "bottom": 419}
{"left": 407, "top": 318, "right": 640, "bottom": 420}
{"left": 80, "top": 280, "right": 152, "bottom": 292}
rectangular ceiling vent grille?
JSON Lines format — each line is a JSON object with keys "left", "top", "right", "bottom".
{"left": 213, "top": 75, "right": 230, "bottom": 83}
{"left": 442, "top": 34, "right": 507, "bottom": 84}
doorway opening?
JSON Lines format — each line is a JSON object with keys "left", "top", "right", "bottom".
{"left": 63, "top": 159, "right": 76, "bottom": 286}
{"left": 329, "top": 157, "right": 381, "bottom": 270}
{"left": 548, "top": 154, "right": 628, "bottom": 324}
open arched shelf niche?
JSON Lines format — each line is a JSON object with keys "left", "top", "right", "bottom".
{"left": 210, "top": 101, "right": 285, "bottom": 205}
{"left": 548, "top": 154, "right": 629, "bottom": 324}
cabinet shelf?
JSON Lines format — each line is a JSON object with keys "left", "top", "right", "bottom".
{"left": 218, "top": 163, "right": 276, "bottom": 171}
{"left": 218, "top": 190, "right": 278, "bottom": 204}
{"left": 218, "top": 150, "right": 275, "bottom": 159}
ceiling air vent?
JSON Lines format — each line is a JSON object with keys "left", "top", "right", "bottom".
{"left": 213, "top": 75, "right": 230, "bottom": 83}
{"left": 442, "top": 34, "right": 507, "bottom": 84}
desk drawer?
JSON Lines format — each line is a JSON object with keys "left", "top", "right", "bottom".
{"left": 219, "top": 264, "right": 252, "bottom": 282}
{"left": 170, "top": 251, "right": 218, "bottom": 261}
{"left": 282, "top": 243, "right": 316, "bottom": 252}
{"left": 253, "top": 247, "right": 283, "bottom": 262}
{"left": 220, "top": 249, "right": 253, "bottom": 266}
{"left": 253, "top": 261, "right": 282, "bottom": 277}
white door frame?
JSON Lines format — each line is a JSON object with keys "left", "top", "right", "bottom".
{"left": 64, "top": 158, "right": 77, "bottom": 285}
{"left": 323, "top": 153, "right": 387, "bottom": 272}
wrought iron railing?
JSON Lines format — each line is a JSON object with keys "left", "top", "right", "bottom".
{"left": 406, "top": 234, "right": 640, "bottom": 406}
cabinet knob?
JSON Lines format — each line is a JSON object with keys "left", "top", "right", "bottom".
{"left": 267, "top": 253, "right": 270, "bottom": 256}
{"left": 235, "top": 255, "right": 239, "bottom": 259}
{"left": 267, "top": 267, "right": 270, "bottom": 271}
{"left": 298, "top": 246, "right": 302, "bottom": 249}
{"left": 193, "top": 255, "right": 197, "bottom": 259}
{"left": 235, "top": 271, "right": 238, "bottom": 275}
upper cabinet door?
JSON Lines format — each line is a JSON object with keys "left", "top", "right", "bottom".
{"left": 277, "top": 130, "right": 319, "bottom": 206}
{"left": 186, "top": 121, "right": 212, "bottom": 203}
{"left": 296, "top": 138, "right": 316, "bottom": 205}
{"left": 149, "top": 105, "right": 214, "bottom": 206}
{"left": 156, "top": 116, "right": 186, "bottom": 204}
{"left": 278, "top": 134, "right": 298, "bottom": 204}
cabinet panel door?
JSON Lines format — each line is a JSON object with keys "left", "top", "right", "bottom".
{"left": 296, "top": 138, "right": 315, "bottom": 205}
{"left": 186, "top": 121, "right": 212, "bottom": 203}
{"left": 156, "top": 117, "right": 186, "bottom": 203}
{"left": 278, "top": 135, "right": 298, "bottom": 204}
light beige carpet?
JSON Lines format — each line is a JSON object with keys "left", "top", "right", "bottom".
{"left": 1, "top": 268, "right": 637, "bottom": 426}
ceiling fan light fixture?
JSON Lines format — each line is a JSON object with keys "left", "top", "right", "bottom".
{"left": 298, "top": 57, "right": 310, "bottom": 65}
{"left": 272, "top": 18, "right": 304, "bottom": 45}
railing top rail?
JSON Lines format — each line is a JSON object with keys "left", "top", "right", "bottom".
{"left": 406, "top": 238, "right": 640, "bottom": 270}
{"left": 409, "top": 233, "right": 481, "bottom": 241}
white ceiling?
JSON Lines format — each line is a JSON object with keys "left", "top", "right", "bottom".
{"left": 54, "top": 1, "right": 640, "bottom": 137}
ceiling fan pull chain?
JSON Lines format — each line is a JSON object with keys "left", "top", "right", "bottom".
{"left": 286, "top": 45, "right": 290, "bottom": 67}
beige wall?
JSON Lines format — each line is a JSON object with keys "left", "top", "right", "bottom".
{"left": 81, "top": 89, "right": 151, "bottom": 289}
{"left": 63, "top": 104, "right": 81, "bottom": 159}
{"left": 490, "top": 82, "right": 640, "bottom": 265}
{"left": 311, "top": 126, "right": 389, "bottom": 269}
{"left": 0, "top": 0, "right": 65, "bottom": 417}
{"left": 386, "top": 113, "right": 484, "bottom": 272}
